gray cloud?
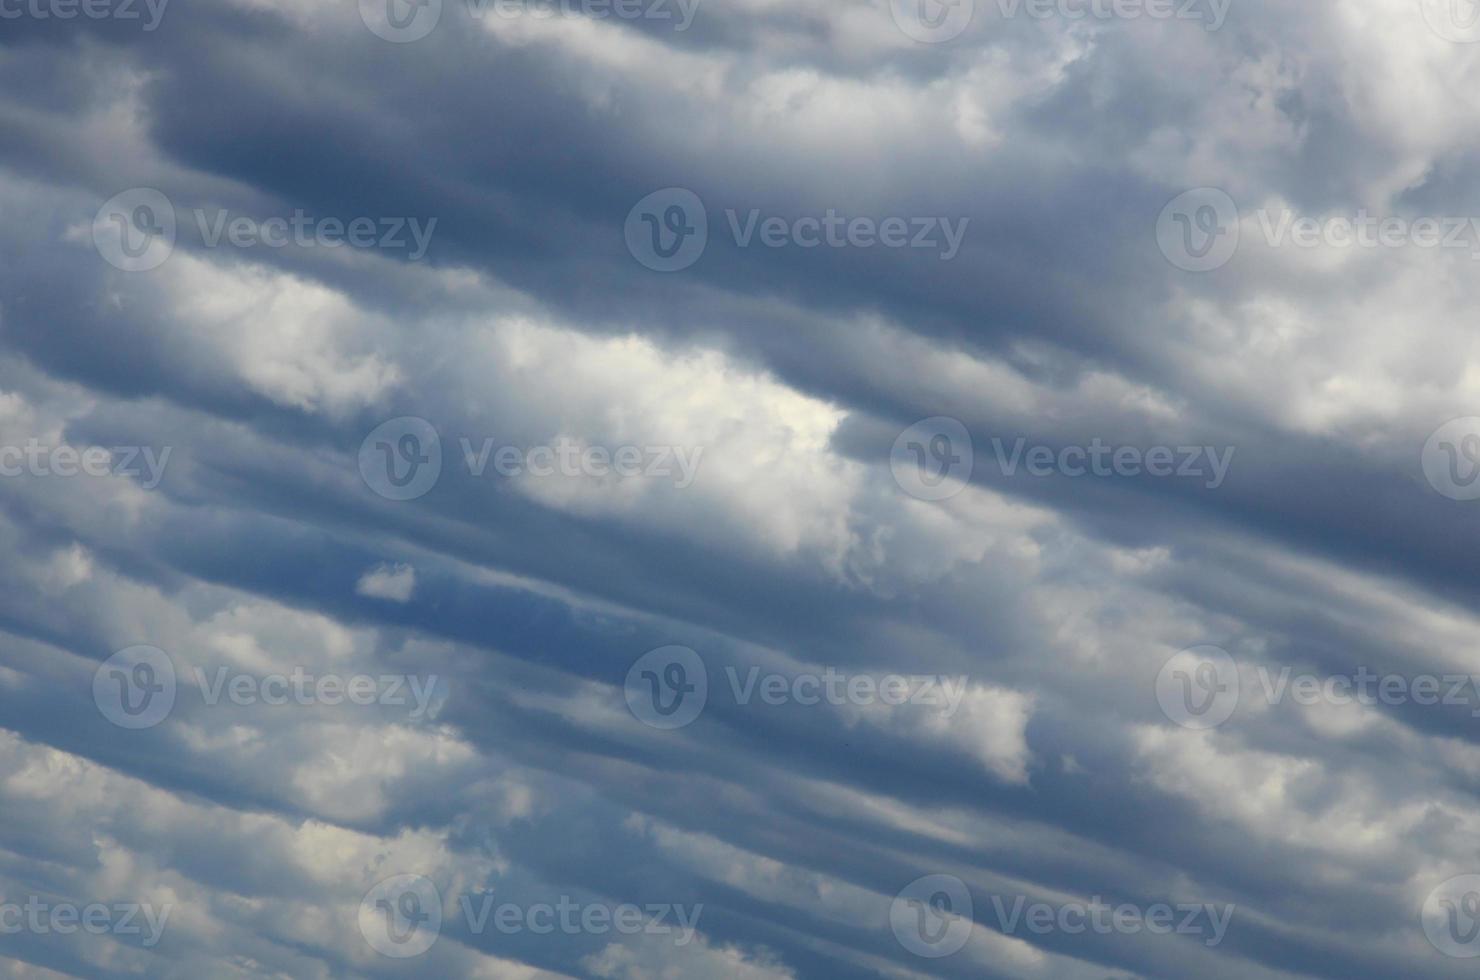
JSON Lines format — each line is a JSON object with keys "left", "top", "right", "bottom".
{"left": 0, "top": 0, "right": 1473, "bottom": 977}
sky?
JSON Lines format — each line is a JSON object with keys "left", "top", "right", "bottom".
{"left": 3, "top": 0, "right": 1480, "bottom": 977}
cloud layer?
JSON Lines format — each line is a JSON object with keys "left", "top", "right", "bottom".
{"left": 1, "top": 0, "right": 1478, "bottom": 976}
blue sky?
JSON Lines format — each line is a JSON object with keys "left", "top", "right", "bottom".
{"left": 3, "top": 0, "right": 1480, "bottom": 977}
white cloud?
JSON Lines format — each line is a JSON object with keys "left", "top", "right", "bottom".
{"left": 356, "top": 561, "right": 418, "bottom": 602}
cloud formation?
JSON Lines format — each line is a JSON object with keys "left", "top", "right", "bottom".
{"left": 0, "top": 0, "right": 1477, "bottom": 976}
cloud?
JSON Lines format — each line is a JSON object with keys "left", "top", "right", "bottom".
{"left": 356, "top": 562, "right": 417, "bottom": 602}
{"left": 0, "top": 1, "right": 1473, "bottom": 977}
